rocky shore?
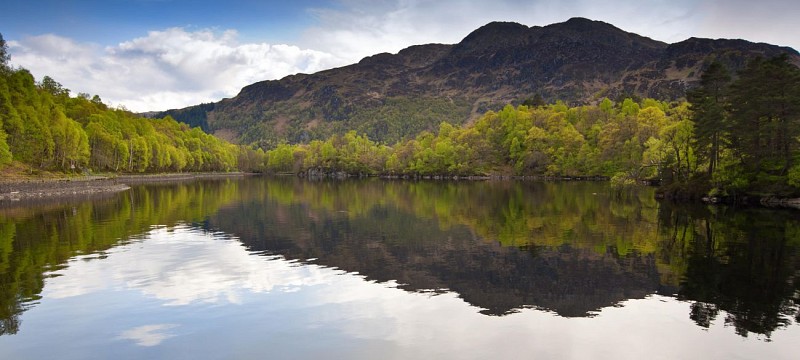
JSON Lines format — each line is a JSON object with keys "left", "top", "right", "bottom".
{"left": 0, "top": 173, "right": 248, "bottom": 202}
{"left": 758, "top": 197, "right": 800, "bottom": 210}
{"left": 0, "top": 178, "right": 129, "bottom": 201}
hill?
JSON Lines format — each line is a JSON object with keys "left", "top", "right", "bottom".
{"left": 155, "top": 17, "right": 799, "bottom": 148}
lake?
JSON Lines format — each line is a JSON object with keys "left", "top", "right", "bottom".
{"left": 0, "top": 177, "right": 798, "bottom": 359}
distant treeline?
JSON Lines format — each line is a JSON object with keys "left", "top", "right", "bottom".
{"left": 264, "top": 98, "right": 681, "bottom": 176}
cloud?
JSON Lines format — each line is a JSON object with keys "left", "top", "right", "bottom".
{"left": 692, "top": 0, "right": 800, "bottom": 49}
{"left": 301, "top": 0, "right": 799, "bottom": 64}
{"left": 7, "top": 1, "right": 798, "bottom": 113}
{"left": 117, "top": 324, "right": 179, "bottom": 347}
{"left": 45, "top": 226, "right": 342, "bottom": 306}
{"left": 300, "top": 0, "right": 703, "bottom": 62}
{"left": 8, "top": 28, "right": 348, "bottom": 112}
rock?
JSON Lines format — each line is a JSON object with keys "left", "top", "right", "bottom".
{"left": 760, "top": 197, "right": 800, "bottom": 209}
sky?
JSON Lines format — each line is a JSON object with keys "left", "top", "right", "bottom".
{"left": 2, "top": 0, "right": 798, "bottom": 112}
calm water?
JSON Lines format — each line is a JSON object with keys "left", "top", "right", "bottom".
{"left": 0, "top": 177, "right": 798, "bottom": 359}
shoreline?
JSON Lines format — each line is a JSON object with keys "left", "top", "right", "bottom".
{"left": 0, "top": 172, "right": 251, "bottom": 202}
{"left": 3, "top": 173, "right": 798, "bottom": 211}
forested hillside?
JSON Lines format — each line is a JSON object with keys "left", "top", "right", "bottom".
{"left": 0, "top": 34, "right": 264, "bottom": 176}
{"left": 259, "top": 54, "right": 800, "bottom": 198}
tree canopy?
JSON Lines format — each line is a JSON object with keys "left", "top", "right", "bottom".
{"left": 262, "top": 98, "right": 695, "bottom": 182}
{"left": 685, "top": 55, "right": 800, "bottom": 196}
{"left": 0, "top": 35, "right": 262, "bottom": 175}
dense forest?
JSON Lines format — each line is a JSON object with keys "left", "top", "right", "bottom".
{"left": 684, "top": 55, "right": 800, "bottom": 198}
{"left": 0, "top": 33, "right": 264, "bottom": 175}
{"left": 259, "top": 54, "right": 800, "bottom": 198}
{"left": 262, "top": 98, "right": 682, "bottom": 177}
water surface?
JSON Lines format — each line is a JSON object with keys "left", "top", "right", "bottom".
{"left": 0, "top": 177, "right": 798, "bottom": 359}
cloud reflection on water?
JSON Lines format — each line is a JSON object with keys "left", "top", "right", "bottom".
{"left": 116, "top": 324, "right": 179, "bottom": 347}
{"left": 27, "top": 224, "right": 798, "bottom": 360}
{"left": 45, "top": 225, "right": 342, "bottom": 306}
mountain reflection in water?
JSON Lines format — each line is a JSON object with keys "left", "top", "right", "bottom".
{"left": 0, "top": 177, "right": 798, "bottom": 343}
{"left": 204, "top": 178, "right": 800, "bottom": 337}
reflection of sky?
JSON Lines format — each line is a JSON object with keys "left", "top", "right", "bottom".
{"left": 0, "top": 226, "right": 797, "bottom": 360}
{"left": 116, "top": 324, "right": 179, "bottom": 347}
{"left": 45, "top": 226, "right": 339, "bottom": 305}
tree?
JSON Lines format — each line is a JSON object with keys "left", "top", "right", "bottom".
{"left": 0, "top": 33, "right": 9, "bottom": 70}
{"left": 727, "top": 55, "right": 800, "bottom": 182}
{"left": 38, "top": 76, "right": 70, "bottom": 98}
{"left": 51, "top": 110, "right": 89, "bottom": 170}
{"left": 656, "top": 113, "right": 695, "bottom": 181}
{"left": 266, "top": 143, "right": 296, "bottom": 173}
{"left": 620, "top": 98, "right": 640, "bottom": 116}
{"left": 687, "top": 61, "right": 731, "bottom": 178}
{"left": 0, "top": 124, "right": 10, "bottom": 167}
{"left": 599, "top": 98, "right": 614, "bottom": 121}
{"left": 522, "top": 94, "right": 545, "bottom": 108}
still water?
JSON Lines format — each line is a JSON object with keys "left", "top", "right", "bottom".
{"left": 0, "top": 177, "right": 798, "bottom": 359}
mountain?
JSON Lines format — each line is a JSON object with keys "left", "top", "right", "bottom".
{"left": 155, "top": 17, "right": 800, "bottom": 148}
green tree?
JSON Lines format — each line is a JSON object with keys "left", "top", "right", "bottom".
{"left": 620, "top": 98, "right": 640, "bottom": 116}
{"left": 727, "top": 55, "right": 800, "bottom": 187}
{"left": 266, "top": 143, "right": 296, "bottom": 173}
{"left": 687, "top": 61, "right": 731, "bottom": 178}
{"left": 38, "top": 76, "right": 70, "bottom": 99}
{"left": 0, "top": 128, "right": 10, "bottom": 167}
{"left": 0, "top": 33, "right": 9, "bottom": 70}
{"left": 522, "top": 94, "right": 545, "bottom": 108}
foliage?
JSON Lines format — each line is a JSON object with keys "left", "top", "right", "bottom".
{"left": 0, "top": 41, "right": 263, "bottom": 174}
{"left": 687, "top": 61, "right": 730, "bottom": 177}
{"left": 683, "top": 55, "right": 800, "bottom": 197}
{"left": 0, "top": 33, "right": 8, "bottom": 70}
{"left": 262, "top": 98, "right": 699, "bottom": 179}
{"left": 788, "top": 164, "right": 800, "bottom": 188}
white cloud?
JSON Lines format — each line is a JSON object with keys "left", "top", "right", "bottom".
{"left": 8, "top": 28, "right": 347, "bottom": 112}
{"left": 45, "top": 226, "right": 342, "bottom": 306}
{"left": 117, "top": 324, "right": 179, "bottom": 347}
{"left": 692, "top": 0, "right": 800, "bottom": 49}
{"left": 301, "top": 0, "right": 798, "bottom": 65}
{"left": 300, "top": 0, "right": 703, "bottom": 62}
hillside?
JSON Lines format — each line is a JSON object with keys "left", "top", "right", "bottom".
{"left": 155, "top": 17, "right": 799, "bottom": 148}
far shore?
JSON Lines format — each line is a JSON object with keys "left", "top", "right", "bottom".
{"left": 2, "top": 172, "right": 798, "bottom": 211}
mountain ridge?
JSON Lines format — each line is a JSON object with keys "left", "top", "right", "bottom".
{"left": 155, "top": 17, "right": 799, "bottom": 148}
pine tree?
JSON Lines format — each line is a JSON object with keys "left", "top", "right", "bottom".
{"left": 687, "top": 61, "right": 730, "bottom": 178}
{"left": 0, "top": 33, "right": 9, "bottom": 70}
{"left": 728, "top": 55, "right": 800, "bottom": 179}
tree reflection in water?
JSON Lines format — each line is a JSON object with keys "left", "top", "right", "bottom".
{"left": 0, "top": 177, "right": 797, "bottom": 339}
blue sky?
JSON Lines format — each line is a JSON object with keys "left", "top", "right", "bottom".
{"left": 3, "top": 0, "right": 322, "bottom": 44}
{"left": 3, "top": 0, "right": 798, "bottom": 112}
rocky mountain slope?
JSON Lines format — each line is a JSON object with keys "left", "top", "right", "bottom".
{"left": 156, "top": 17, "right": 799, "bottom": 148}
